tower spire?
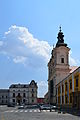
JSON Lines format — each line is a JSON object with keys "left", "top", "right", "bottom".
{"left": 56, "top": 26, "right": 67, "bottom": 47}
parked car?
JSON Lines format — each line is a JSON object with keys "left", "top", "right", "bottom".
{"left": 18, "top": 105, "right": 24, "bottom": 109}
{"left": 25, "top": 104, "right": 39, "bottom": 109}
{"left": 7, "top": 104, "right": 15, "bottom": 107}
{"left": 39, "top": 104, "right": 57, "bottom": 110}
{"left": 39, "top": 104, "right": 52, "bottom": 110}
{"left": 51, "top": 105, "right": 57, "bottom": 110}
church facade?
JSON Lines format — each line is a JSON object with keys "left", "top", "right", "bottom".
{"left": 48, "top": 27, "right": 70, "bottom": 104}
{"left": 48, "top": 27, "right": 80, "bottom": 110}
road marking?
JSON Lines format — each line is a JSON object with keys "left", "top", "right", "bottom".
{"left": 38, "top": 110, "right": 40, "bottom": 112}
{"left": 34, "top": 110, "right": 37, "bottom": 112}
{"left": 10, "top": 110, "right": 14, "bottom": 112}
{"left": 43, "top": 110, "right": 46, "bottom": 112}
{"left": 3, "top": 109, "right": 55, "bottom": 113}
{"left": 15, "top": 110, "right": 18, "bottom": 112}
{"left": 29, "top": 110, "right": 32, "bottom": 112}
{"left": 25, "top": 110, "right": 28, "bottom": 112}
{"left": 4, "top": 111, "right": 9, "bottom": 113}
{"left": 20, "top": 110, "right": 23, "bottom": 112}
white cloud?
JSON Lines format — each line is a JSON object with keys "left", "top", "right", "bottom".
{"left": 0, "top": 25, "right": 52, "bottom": 68}
{"left": 13, "top": 56, "right": 27, "bottom": 64}
{"left": 69, "top": 51, "right": 79, "bottom": 66}
{"left": 38, "top": 81, "right": 48, "bottom": 97}
{"left": 0, "top": 25, "right": 79, "bottom": 69}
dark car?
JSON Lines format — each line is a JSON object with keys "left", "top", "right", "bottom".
{"left": 7, "top": 104, "right": 15, "bottom": 107}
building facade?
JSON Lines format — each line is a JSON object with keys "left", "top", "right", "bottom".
{"left": 56, "top": 67, "right": 80, "bottom": 110}
{"left": 48, "top": 27, "right": 70, "bottom": 104}
{"left": 0, "top": 80, "right": 38, "bottom": 105}
{"left": 0, "top": 89, "right": 9, "bottom": 105}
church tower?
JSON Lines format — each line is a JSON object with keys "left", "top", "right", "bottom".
{"left": 48, "top": 27, "right": 70, "bottom": 104}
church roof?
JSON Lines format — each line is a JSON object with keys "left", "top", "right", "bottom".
{"left": 69, "top": 66, "right": 78, "bottom": 73}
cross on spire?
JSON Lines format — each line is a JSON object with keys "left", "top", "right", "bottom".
{"left": 59, "top": 26, "right": 61, "bottom": 32}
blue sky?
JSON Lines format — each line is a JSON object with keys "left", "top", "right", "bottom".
{"left": 0, "top": 0, "right": 80, "bottom": 97}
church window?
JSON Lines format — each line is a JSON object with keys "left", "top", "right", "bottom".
{"left": 61, "top": 58, "right": 64, "bottom": 63}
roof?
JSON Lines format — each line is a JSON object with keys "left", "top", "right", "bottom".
{"left": 9, "top": 80, "right": 37, "bottom": 88}
{"left": 9, "top": 84, "right": 29, "bottom": 88}
{"left": 0, "top": 89, "right": 9, "bottom": 93}
{"left": 69, "top": 66, "right": 78, "bottom": 73}
{"left": 56, "top": 66, "right": 80, "bottom": 86}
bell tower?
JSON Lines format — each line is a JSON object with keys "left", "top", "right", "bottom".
{"left": 48, "top": 27, "right": 70, "bottom": 104}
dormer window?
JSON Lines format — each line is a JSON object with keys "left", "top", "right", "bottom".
{"left": 61, "top": 58, "right": 64, "bottom": 63}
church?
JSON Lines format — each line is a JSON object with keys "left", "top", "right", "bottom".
{"left": 48, "top": 27, "right": 80, "bottom": 110}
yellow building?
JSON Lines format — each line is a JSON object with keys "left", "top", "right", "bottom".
{"left": 56, "top": 67, "right": 80, "bottom": 110}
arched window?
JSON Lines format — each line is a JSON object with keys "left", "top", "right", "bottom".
{"left": 61, "top": 58, "right": 64, "bottom": 63}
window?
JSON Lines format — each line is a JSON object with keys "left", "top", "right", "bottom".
{"left": 23, "top": 93, "right": 26, "bottom": 97}
{"left": 13, "top": 93, "right": 15, "bottom": 97}
{"left": 58, "top": 86, "right": 60, "bottom": 94}
{"left": 70, "top": 95, "right": 72, "bottom": 103}
{"left": 65, "top": 82, "right": 67, "bottom": 91}
{"left": 65, "top": 96, "right": 67, "bottom": 103}
{"left": 50, "top": 80, "right": 53, "bottom": 97}
{"left": 13, "top": 99, "right": 15, "bottom": 103}
{"left": 69, "top": 80, "right": 72, "bottom": 90}
{"left": 23, "top": 99, "right": 25, "bottom": 103}
{"left": 32, "top": 94, "right": 34, "bottom": 97}
{"left": 58, "top": 97, "right": 60, "bottom": 104}
{"left": 18, "top": 93, "right": 20, "bottom": 97}
{"left": 2, "top": 96, "right": 4, "bottom": 98}
{"left": 24, "top": 85, "right": 26, "bottom": 88}
{"left": 62, "top": 85, "right": 64, "bottom": 93}
{"left": 62, "top": 96, "right": 64, "bottom": 104}
{"left": 61, "top": 58, "right": 64, "bottom": 63}
{"left": 32, "top": 89, "right": 34, "bottom": 92}
{"left": 56, "top": 88, "right": 57, "bottom": 94}
{"left": 32, "top": 99, "right": 34, "bottom": 103}
{"left": 75, "top": 76, "right": 79, "bottom": 87}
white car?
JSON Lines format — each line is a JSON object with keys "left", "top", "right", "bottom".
{"left": 18, "top": 105, "right": 24, "bottom": 109}
{"left": 40, "top": 104, "right": 52, "bottom": 110}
